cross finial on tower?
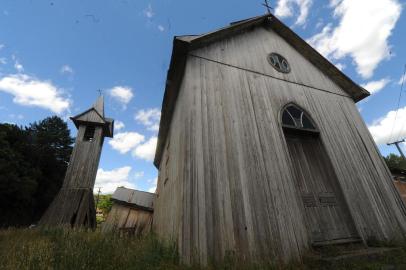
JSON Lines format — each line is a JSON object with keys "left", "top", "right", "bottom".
{"left": 262, "top": 0, "right": 273, "bottom": 14}
{"left": 97, "top": 89, "right": 102, "bottom": 96}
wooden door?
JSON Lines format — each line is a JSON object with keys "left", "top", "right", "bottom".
{"left": 286, "top": 133, "right": 358, "bottom": 245}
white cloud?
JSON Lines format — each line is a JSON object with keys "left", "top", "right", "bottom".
{"left": 0, "top": 44, "right": 4, "bottom": 50}
{"left": 134, "top": 171, "right": 144, "bottom": 179}
{"left": 329, "top": 0, "right": 342, "bottom": 8}
{"left": 307, "top": 0, "right": 402, "bottom": 78}
{"left": 334, "top": 62, "right": 346, "bottom": 71}
{"left": 0, "top": 58, "right": 6, "bottom": 65}
{"left": 0, "top": 74, "right": 71, "bottom": 114}
{"left": 368, "top": 106, "right": 406, "bottom": 145}
{"left": 14, "top": 60, "right": 23, "bottom": 72}
{"left": 132, "top": 136, "right": 157, "bottom": 161}
{"left": 147, "top": 177, "right": 157, "bottom": 193}
{"left": 361, "top": 78, "right": 390, "bottom": 95}
{"left": 143, "top": 4, "right": 154, "bottom": 18}
{"left": 158, "top": 25, "right": 165, "bottom": 32}
{"left": 275, "top": 0, "right": 313, "bottom": 26}
{"left": 95, "top": 166, "right": 136, "bottom": 194}
{"left": 108, "top": 131, "right": 145, "bottom": 154}
{"left": 9, "top": 113, "right": 24, "bottom": 120}
{"left": 135, "top": 108, "right": 161, "bottom": 131}
{"left": 115, "top": 120, "right": 125, "bottom": 131}
{"left": 60, "top": 65, "right": 74, "bottom": 75}
{"left": 109, "top": 86, "right": 134, "bottom": 107}
{"left": 399, "top": 73, "right": 406, "bottom": 85}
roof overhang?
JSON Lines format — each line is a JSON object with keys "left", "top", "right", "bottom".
{"left": 111, "top": 198, "right": 154, "bottom": 212}
{"left": 70, "top": 108, "right": 114, "bottom": 138}
{"left": 153, "top": 14, "right": 370, "bottom": 168}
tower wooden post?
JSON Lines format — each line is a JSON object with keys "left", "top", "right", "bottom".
{"left": 39, "top": 96, "right": 114, "bottom": 228}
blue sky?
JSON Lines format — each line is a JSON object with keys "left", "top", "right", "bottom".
{"left": 0, "top": 0, "right": 405, "bottom": 193}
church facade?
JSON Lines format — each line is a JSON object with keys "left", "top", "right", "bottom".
{"left": 152, "top": 14, "right": 406, "bottom": 264}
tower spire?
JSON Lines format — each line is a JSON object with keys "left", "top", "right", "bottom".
{"left": 39, "top": 95, "right": 114, "bottom": 229}
{"left": 93, "top": 94, "right": 104, "bottom": 117}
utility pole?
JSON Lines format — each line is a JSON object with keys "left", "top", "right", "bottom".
{"left": 387, "top": 139, "right": 406, "bottom": 160}
{"left": 95, "top": 187, "right": 102, "bottom": 210}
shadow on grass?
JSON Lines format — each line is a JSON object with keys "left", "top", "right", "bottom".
{"left": 1, "top": 228, "right": 406, "bottom": 270}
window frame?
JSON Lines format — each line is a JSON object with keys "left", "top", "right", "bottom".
{"left": 83, "top": 126, "right": 96, "bottom": 142}
{"left": 280, "top": 103, "right": 319, "bottom": 134}
{"left": 267, "top": 52, "right": 291, "bottom": 73}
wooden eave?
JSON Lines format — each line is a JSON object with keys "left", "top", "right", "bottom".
{"left": 153, "top": 14, "right": 370, "bottom": 168}
{"left": 71, "top": 108, "right": 106, "bottom": 124}
{"left": 70, "top": 108, "right": 114, "bottom": 138}
{"left": 153, "top": 39, "right": 189, "bottom": 167}
{"left": 111, "top": 198, "right": 154, "bottom": 212}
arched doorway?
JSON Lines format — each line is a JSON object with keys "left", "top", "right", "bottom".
{"left": 282, "top": 104, "right": 359, "bottom": 245}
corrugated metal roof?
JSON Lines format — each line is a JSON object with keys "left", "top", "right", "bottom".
{"left": 112, "top": 187, "right": 155, "bottom": 210}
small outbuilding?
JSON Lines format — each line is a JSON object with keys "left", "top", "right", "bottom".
{"left": 102, "top": 187, "right": 155, "bottom": 236}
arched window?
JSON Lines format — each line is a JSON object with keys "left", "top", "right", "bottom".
{"left": 281, "top": 104, "right": 317, "bottom": 131}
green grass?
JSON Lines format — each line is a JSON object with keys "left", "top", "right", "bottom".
{"left": 1, "top": 228, "right": 406, "bottom": 270}
{"left": 0, "top": 228, "right": 179, "bottom": 270}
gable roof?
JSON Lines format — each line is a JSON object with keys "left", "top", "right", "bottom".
{"left": 72, "top": 108, "right": 106, "bottom": 124}
{"left": 112, "top": 187, "right": 155, "bottom": 212}
{"left": 70, "top": 95, "right": 114, "bottom": 138}
{"left": 153, "top": 14, "right": 370, "bottom": 168}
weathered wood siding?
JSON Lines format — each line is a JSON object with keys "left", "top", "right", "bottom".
{"left": 102, "top": 204, "right": 153, "bottom": 236}
{"left": 153, "top": 26, "right": 406, "bottom": 264}
{"left": 63, "top": 125, "right": 104, "bottom": 188}
{"left": 40, "top": 125, "right": 105, "bottom": 228}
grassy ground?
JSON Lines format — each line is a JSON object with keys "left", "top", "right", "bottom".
{"left": 0, "top": 228, "right": 179, "bottom": 270}
{"left": 1, "top": 228, "right": 406, "bottom": 270}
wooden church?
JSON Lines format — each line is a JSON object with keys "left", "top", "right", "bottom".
{"left": 152, "top": 14, "right": 406, "bottom": 264}
{"left": 40, "top": 96, "right": 114, "bottom": 228}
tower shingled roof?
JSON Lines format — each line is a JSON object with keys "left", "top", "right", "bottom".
{"left": 93, "top": 95, "right": 105, "bottom": 117}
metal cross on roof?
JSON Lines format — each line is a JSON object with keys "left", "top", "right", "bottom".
{"left": 97, "top": 89, "right": 102, "bottom": 96}
{"left": 262, "top": 0, "right": 273, "bottom": 14}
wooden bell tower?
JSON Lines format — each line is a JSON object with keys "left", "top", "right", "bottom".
{"left": 40, "top": 95, "right": 114, "bottom": 228}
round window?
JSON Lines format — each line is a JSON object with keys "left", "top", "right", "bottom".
{"left": 267, "top": 53, "right": 290, "bottom": 73}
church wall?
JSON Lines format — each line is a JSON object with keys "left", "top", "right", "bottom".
{"left": 153, "top": 26, "right": 406, "bottom": 265}
{"left": 190, "top": 26, "right": 349, "bottom": 98}
{"left": 154, "top": 55, "right": 309, "bottom": 264}
{"left": 152, "top": 85, "right": 190, "bottom": 257}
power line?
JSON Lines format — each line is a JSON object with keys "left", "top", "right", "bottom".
{"left": 388, "top": 64, "right": 406, "bottom": 143}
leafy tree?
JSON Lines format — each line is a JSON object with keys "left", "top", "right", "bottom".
{"left": 384, "top": 153, "right": 406, "bottom": 173}
{"left": 0, "top": 117, "right": 73, "bottom": 227}
{"left": 97, "top": 194, "right": 113, "bottom": 216}
{"left": 0, "top": 124, "right": 40, "bottom": 225}
{"left": 95, "top": 194, "right": 113, "bottom": 225}
{"left": 28, "top": 116, "right": 74, "bottom": 220}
